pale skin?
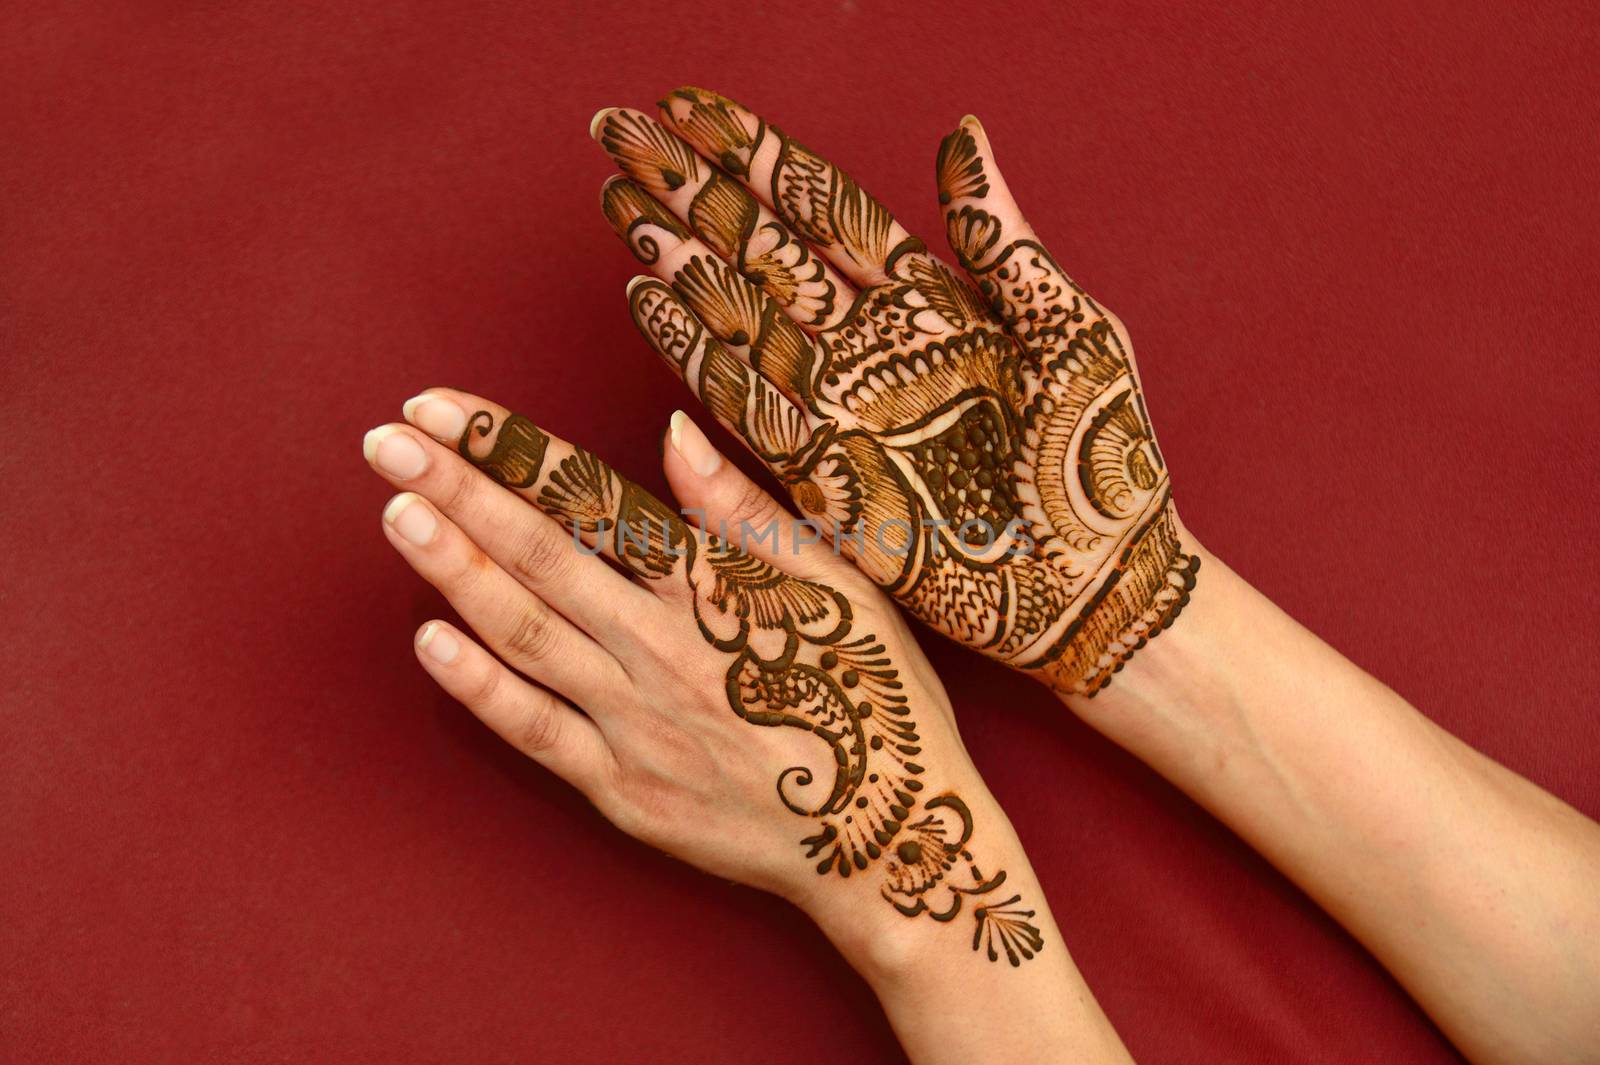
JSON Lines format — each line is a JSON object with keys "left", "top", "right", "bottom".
{"left": 1087, "top": 549, "right": 1600, "bottom": 1064}
{"left": 575, "top": 88, "right": 1600, "bottom": 1063}
{"left": 363, "top": 389, "right": 1135, "bottom": 1065}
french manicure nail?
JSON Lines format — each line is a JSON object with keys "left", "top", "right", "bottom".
{"left": 589, "top": 107, "right": 615, "bottom": 140}
{"left": 402, "top": 393, "right": 468, "bottom": 441}
{"left": 363, "top": 426, "right": 428, "bottom": 480}
{"left": 384, "top": 492, "right": 438, "bottom": 546}
{"left": 669, "top": 410, "right": 723, "bottom": 478}
{"left": 418, "top": 622, "right": 460, "bottom": 665}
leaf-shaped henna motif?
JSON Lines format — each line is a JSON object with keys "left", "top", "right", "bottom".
{"left": 599, "top": 109, "right": 701, "bottom": 195}
{"left": 936, "top": 126, "right": 990, "bottom": 205}
{"left": 945, "top": 205, "right": 1003, "bottom": 272}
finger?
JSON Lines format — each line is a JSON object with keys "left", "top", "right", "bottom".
{"left": 595, "top": 115, "right": 855, "bottom": 331}
{"left": 665, "top": 404, "right": 921, "bottom": 598}
{"left": 601, "top": 177, "right": 825, "bottom": 413}
{"left": 381, "top": 491, "right": 630, "bottom": 711}
{"left": 655, "top": 87, "right": 924, "bottom": 288}
{"left": 399, "top": 389, "right": 701, "bottom": 592}
{"left": 365, "top": 409, "right": 652, "bottom": 644}
{"left": 662, "top": 410, "right": 847, "bottom": 583}
{"left": 624, "top": 276, "right": 818, "bottom": 468}
{"left": 936, "top": 115, "right": 1111, "bottom": 361}
{"left": 413, "top": 619, "right": 612, "bottom": 791}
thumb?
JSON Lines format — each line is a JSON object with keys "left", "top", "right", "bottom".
{"left": 662, "top": 410, "right": 845, "bottom": 582}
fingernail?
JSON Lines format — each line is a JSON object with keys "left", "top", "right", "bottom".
{"left": 363, "top": 426, "right": 429, "bottom": 480}
{"left": 960, "top": 113, "right": 984, "bottom": 134}
{"left": 384, "top": 492, "right": 438, "bottom": 546}
{"left": 669, "top": 410, "right": 722, "bottom": 477}
{"left": 589, "top": 107, "right": 615, "bottom": 141}
{"left": 402, "top": 393, "right": 468, "bottom": 440}
{"left": 418, "top": 622, "right": 460, "bottom": 665}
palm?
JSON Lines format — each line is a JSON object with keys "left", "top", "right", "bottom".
{"left": 600, "top": 89, "right": 1197, "bottom": 695}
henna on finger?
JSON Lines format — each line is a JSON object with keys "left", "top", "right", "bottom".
{"left": 597, "top": 110, "right": 851, "bottom": 330}
{"left": 656, "top": 87, "right": 924, "bottom": 286}
{"left": 623, "top": 277, "right": 815, "bottom": 468}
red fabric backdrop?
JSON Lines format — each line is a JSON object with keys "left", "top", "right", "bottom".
{"left": 4, "top": 2, "right": 1596, "bottom": 1062}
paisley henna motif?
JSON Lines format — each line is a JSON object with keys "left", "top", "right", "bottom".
{"left": 458, "top": 411, "right": 1040, "bottom": 964}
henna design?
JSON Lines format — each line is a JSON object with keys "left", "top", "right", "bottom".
{"left": 935, "top": 126, "right": 990, "bottom": 205}
{"left": 600, "top": 108, "right": 701, "bottom": 195}
{"left": 604, "top": 94, "right": 1198, "bottom": 696}
{"left": 601, "top": 178, "right": 688, "bottom": 265}
{"left": 602, "top": 107, "right": 842, "bottom": 329}
{"left": 660, "top": 88, "right": 922, "bottom": 275}
{"left": 460, "top": 412, "right": 1039, "bottom": 964}
{"left": 973, "top": 895, "right": 1045, "bottom": 966}
{"left": 459, "top": 411, "right": 547, "bottom": 488}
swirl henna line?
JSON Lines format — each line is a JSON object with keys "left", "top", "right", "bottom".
{"left": 458, "top": 410, "right": 1039, "bottom": 964}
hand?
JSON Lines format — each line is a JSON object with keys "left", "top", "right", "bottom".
{"left": 361, "top": 389, "right": 1051, "bottom": 969}
{"left": 593, "top": 89, "right": 1198, "bottom": 696}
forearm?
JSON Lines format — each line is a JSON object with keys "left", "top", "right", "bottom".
{"left": 1073, "top": 538, "right": 1600, "bottom": 1063}
{"left": 805, "top": 783, "right": 1134, "bottom": 1065}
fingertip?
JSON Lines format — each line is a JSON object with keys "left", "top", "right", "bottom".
{"left": 383, "top": 491, "right": 418, "bottom": 525}
{"left": 362, "top": 424, "right": 395, "bottom": 465}
{"left": 383, "top": 491, "right": 439, "bottom": 547}
{"left": 588, "top": 107, "right": 616, "bottom": 141}
{"left": 666, "top": 409, "right": 723, "bottom": 478}
{"left": 416, "top": 620, "right": 462, "bottom": 666}
{"left": 402, "top": 391, "right": 469, "bottom": 441}
{"left": 661, "top": 85, "right": 704, "bottom": 108}
{"left": 668, "top": 408, "right": 686, "bottom": 451}
{"left": 625, "top": 274, "right": 655, "bottom": 298}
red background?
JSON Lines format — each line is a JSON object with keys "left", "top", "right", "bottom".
{"left": 4, "top": 2, "right": 1597, "bottom": 1062}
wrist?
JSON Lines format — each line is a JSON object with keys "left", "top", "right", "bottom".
{"left": 807, "top": 893, "right": 953, "bottom": 986}
{"left": 789, "top": 778, "right": 1041, "bottom": 985}
{"left": 1027, "top": 498, "right": 1200, "bottom": 697}
{"left": 1050, "top": 535, "right": 1258, "bottom": 775}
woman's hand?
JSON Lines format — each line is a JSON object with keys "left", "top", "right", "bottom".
{"left": 592, "top": 89, "right": 1197, "bottom": 698}
{"left": 363, "top": 387, "right": 1049, "bottom": 966}
{"left": 363, "top": 389, "right": 1137, "bottom": 1063}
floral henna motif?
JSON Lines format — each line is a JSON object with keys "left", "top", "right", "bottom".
{"left": 460, "top": 410, "right": 1040, "bottom": 965}
{"left": 601, "top": 92, "right": 1199, "bottom": 696}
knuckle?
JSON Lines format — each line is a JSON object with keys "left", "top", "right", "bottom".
{"left": 433, "top": 463, "right": 481, "bottom": 519}
{"left": 508, "top": 523, "right": 573, "bottom": 587}
{"left": 517, "top": 696, "right": 562, "bottom": 755}
{"left": 463, "top": 658, "right": 502, "bottom": 708}
{"left": 727, "top": 478, "right": 781, "bottom": 534}
{"left": 503, "top": 605, "right": 562, "bottom": 665}
{"left": 444, "top": 541, "right": 494, "bottom": 595}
